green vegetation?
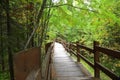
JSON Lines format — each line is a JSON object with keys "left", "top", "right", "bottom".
{"left": 48, "top": 0, "right": 120, "bottom": 49}
{"left": 0, "top": 0, "right": 120, "bottom": 80}
{"left": 0, "top": 71, "right": 9, "bottom": 80}
{"left": 71, "top": 53, "right": 113, "bottom": 80}
{"left": 81, "top": 59, "right": 111, "bottom": 80}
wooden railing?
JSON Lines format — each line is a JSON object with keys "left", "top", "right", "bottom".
{"left": 65, "top": 41, "right": 120, "bottom": 80}
{"left": 41, "top": 42, "right": 54, "bottom": 80}
{"left": 14, "top": 42, "right": 54, "bottom": 80}
{"left": 14, "top": 47, "right": 41, "bottom": 80}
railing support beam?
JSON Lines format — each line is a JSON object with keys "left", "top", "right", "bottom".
{"left": 76, "top": 42, "right": 80, "bottom": 62}
{"left": 94, "top": 41, "right": 100, "bottom": 78}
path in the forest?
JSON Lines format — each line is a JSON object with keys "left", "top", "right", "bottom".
{"left": 53, "top": 42, "right": 93, "bottom": 80}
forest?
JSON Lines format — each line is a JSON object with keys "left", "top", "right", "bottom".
{"left": 0, "top": 0, "right": 120, "bottom": 80}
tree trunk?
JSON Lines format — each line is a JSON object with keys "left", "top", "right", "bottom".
{"left": 30, "top": 14, "right": 34, "bottom": 47}
{"left": 17, "top": 37, "right": 20, "bottom": 50}
{"left": 6, "top": 0, "right": 14, "bottom": 80}
{"left": 0, "top": 25, "right": 5, "bottom": 71}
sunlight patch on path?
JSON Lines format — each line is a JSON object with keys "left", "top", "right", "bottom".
{"left": 54, "top": 42, "right": 68, "bottom": 57}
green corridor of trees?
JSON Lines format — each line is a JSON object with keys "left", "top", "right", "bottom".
{"left": 0, "top": 0, "right": 120, "bottom": 80}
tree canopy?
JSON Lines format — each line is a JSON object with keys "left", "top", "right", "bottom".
{"left": 48, "top": 0, "right": 120, "bottom": 49}
{"left": 0, "top": 0, "right": 120, "bottom": 80}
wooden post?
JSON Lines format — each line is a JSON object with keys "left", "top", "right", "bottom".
{"left": 69, "top": 44, "right": 72, "bottom": 56}
{"left": 76, "top": 42, "right": 80, "bottom": 62}
{"left": 45, "top": 42, "right": 52, "bottom": 54}
{"left": 94, "top": 41, "right": 100, "bottom": 78}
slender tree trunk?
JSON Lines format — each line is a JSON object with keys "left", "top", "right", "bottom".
{"left": 30, "top": 14, "right": 34, "bottom": 47}
{"left": 6, "top": 0, "right": 14, "bottom": 80}
{"left": 24, "top": 0, "right": 47, "bottom": 49}
{"left": 17, "top": 37, "right": 20, "bottom": 50}
{"left": 0, "top": 26, "right": 5, "bottom": 71}
{"left": 31, "top": 32, "right": 34, "bottom": 47}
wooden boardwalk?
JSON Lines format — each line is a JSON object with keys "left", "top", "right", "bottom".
{"left": 52, "top": 42, "right": 93, "bottom": 80}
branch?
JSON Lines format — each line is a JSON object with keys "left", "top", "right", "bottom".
{"left": 24, "top": 0, "right": 47, "bottom": 49}
{"left": 45, "top": 4, "right": 98, "bottom": 13}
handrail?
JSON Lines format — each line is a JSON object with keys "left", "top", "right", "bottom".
{"left": 41, "top": 42, "right": 54, "bottom": 80}
{"left": 95, "top": 46, "right": 120, "bottom": 59}
{"left": 78, "top": 53, "right": 94, "bottom": 68}
{"left": 66, "top": 41, "right": 120, "bottom": 80}
{"left": 96, "top": 62, "right": 118, "bottom": 79}
{"left": 77, "top": 44, "right": 94, "bottom": 53}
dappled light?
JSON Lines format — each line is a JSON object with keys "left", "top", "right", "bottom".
{"left": 0, "top": 0, "right": 120, "bottom": 80}
{"left": 54, "top": 42, "right": 67, "bottom": 55}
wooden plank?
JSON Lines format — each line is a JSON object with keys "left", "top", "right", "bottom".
{"left": 53, "top": 42, "right": 93, "bottom": 80}
{"left": 95, "top": 46, "right": 120, "bottom": 59}
{"left": 57, "top": 76, "right": 93, "bottom": 80}
{"left": 77, "top": 44, "right": 94, "bottom": 53}
{"left": 42, "top": 43, "right": 53, "bottom": 80}
{"left": 14, "top": 47, "right": 40, "bottom": 80}
{"left": 26, "top": 69, "right": 41, "bottom": 80}
{"left": 96, "top": 62, "right": 119, "bottom": 80}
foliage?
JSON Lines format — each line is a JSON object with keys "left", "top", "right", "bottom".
{"left": 0, "top": 0, "right": 51, "bottom": 79}
{"left": 0, "top": 0, "right": 120, "bottom": 80}
{"left": 47, "top": 0, "right": 120, "bottom": 79}
{"left": 48, "top": 0, "right": 120, "bottom": 49}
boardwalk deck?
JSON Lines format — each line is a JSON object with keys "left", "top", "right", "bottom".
{"left": 52, "top": 42, "right": 93, "bottom": 80}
